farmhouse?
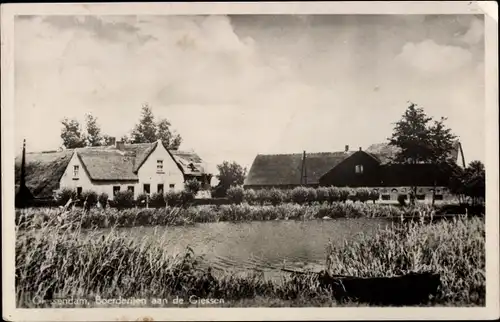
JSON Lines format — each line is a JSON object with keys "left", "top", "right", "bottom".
{"left": 244, "top": 142, "right": 465, "bottom": 202}
{"left": 14, "top": 139, "right": 212, "bottom": 200}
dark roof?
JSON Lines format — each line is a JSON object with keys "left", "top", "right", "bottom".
{"left": 244, "top": 152, "right": 353, "bottom": 186}
{"left": 245, "top": 141, "right": 463, "bottom": 187}
{"left": 15, "top": 142, "right": 209, "bottom": 196}
{"left": 14, "top": 150, "right": 74, "bottom": 198}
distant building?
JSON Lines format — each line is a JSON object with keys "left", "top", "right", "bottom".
{"left": 14, "top": 139, "right": 212, "bottom": 200}
{"left": 244, "top": 142, "right": 465, "bottom": 202}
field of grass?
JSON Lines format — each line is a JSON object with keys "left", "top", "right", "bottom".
{"left": 15, "top": 213, "right": 485, "bottom": 307}
{"left": 16, "top": 202, "right": 457, "bottom": 230}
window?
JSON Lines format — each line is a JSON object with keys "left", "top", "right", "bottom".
{"left": 157, "top": 184, "right": 164, "bottom": 193}
{"left": 113, "top": 186, "right": 120, "bottom": 196}
{"left": 127, "top": 186, "right": 134, "bottom": 194}
{"left": 391, "top": 188, "right": 398, "bottom": 193}
{"left": 77, "top": 187, "right": 82, "bottom": 197}
{"left": 143, "top": 184, "right": 150, "bottom": 194}
{"left": 73, "top": 165, "right": 79, "bottom": 177}
{"left": 435, "top": 194, "right": 444, "bottom": 201}
{"left": 169, "top": 184, "right": 175, "bottom": 189}
{"left": 416, "top": 194, "right": 426, "bottom": 200}
{"left": 354, "top": 165, "right": 364, "bottom": 174}
{"left": 381, "top": 194, "right": 390, "bottom": 200}
{"left": 157, "top": 160, "right": 163, "bottom": 172}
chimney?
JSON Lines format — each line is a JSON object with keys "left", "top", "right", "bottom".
{"left": 359, "top": 147, "right": 362, "bottom": 151}
{"left": 115, "top": 140, "right": 125, "bottom": 150}
{"left": 345, "top": 145, "right": 349, "bottom": 153}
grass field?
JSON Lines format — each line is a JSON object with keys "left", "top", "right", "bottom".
{"left": 15, "top": 212, "right": 485, "bottom": 307}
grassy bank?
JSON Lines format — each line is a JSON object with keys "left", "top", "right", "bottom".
{"left": 16, "top": 216, "right": 484, "bottom": 307}
{"left": 16, "top": 202, "right": 449, "bottom": 230}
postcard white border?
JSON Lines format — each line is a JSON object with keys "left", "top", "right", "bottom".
{"left": 2, "top": 1, "right": 499, "bottom": 321}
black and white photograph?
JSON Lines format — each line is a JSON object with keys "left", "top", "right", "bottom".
{"left": 2, "top": 2, "right": 498, "bottom": 321}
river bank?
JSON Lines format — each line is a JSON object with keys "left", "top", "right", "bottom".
{"left": 15, "top": 202, "right": 471, "bottom": 230}
{"left": 16, "top": 216, "right": 485, "bottom": 307}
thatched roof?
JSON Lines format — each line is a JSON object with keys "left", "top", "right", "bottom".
{"left": 14, "top": 150, "right": 74, "bottom": 198}
{"left": 15, "top": 141, "right": 210, "bottom": 197}
{"left": 245, "top": 141, "right": 464, "bottom": 188}
{"left": 244, "top": 152, "right": 353, "bottom": 187}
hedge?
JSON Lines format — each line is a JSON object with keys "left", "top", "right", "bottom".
{"left": 241, "top": 186, "right": 384, "bottom": 205}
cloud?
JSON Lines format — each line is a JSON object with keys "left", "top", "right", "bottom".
{"left": 395, "top": 39, "right": 473, "bottom": 75}
{"left": 42, "top": 15, "right": 154, "bottom": 43}
{"left": 14, "top": 15, "right": 486, "bottom": 169}
{"left": 457, "top": 16, "right": 484, "bottom": 45}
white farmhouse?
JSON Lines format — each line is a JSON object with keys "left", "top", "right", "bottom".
{"left": 15, "top": 139, "right": 212, "bottom": 200}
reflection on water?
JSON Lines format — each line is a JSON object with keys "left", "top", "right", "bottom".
{"left": 98, "top": 218, "right": 390, "bottom": 279}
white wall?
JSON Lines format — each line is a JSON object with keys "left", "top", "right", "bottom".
{"left": 60, "top": 152, "right": 138, "bottom": 199}
{"left": 137, "top": 142, "right": 185, "bottom": 195}
{"left": 59, "top": 152, "right": 94, "bottom": 193}
{"left": 59, "top": 143, "right": 185, "bottom": 200}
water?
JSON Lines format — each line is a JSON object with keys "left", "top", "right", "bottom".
{"left": 102, "top": 218, "right": 390, "bottom": 279}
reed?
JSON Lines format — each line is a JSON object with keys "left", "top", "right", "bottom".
{"left": 326, "top": 216, "right": 485, "bottom": 305}
{"left": 15, "top": 216, "right": 484, "bottom": 307}
{"left": 16, "top": 202, "right": 450, "bottom": 230}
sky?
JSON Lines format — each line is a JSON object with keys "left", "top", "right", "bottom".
{"left": 14, "top": 14, "right": 485, "bottom": 173}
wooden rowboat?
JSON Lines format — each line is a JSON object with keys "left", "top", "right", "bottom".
{"left": 283, "top": 268, "right": 441, "bottom": 306}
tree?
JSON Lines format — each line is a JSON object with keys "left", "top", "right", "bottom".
{"left": 130, "top": 103, "right": 183, "bottom": 149}
{"left": 214, "top": 161, "right": 247, "bottom": 197}
{"left": 102, "top": 135, "right": 116, "bottom": 146}
{"left": 389, "top": 102, "right": 457, "bottom": 205}
{"left": 157, "top": 118, "right": 182, "bottom": 150}
{"left": 428, "top": 117, "right": 458, "bottom": 205}
{"left": 60, "top": 118, "right": 86, "bottom": 149}
{"left": 449, "top": 160, "right": 485, "bottom": 206}
{"left": 131, "top": 104, "right": 158, "bottom": 143}
{"left": 85, "top": 113, "right": 103, "bottom": 147}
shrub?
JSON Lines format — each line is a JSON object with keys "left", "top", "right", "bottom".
{"left": 185, "top": 179, "right": 201, "bottom": 196}
{"left": 369, "top": 189, "right": 380, "bottom": 204}
{"left": 397, "top": 194, "right": 407, "bottom": 206}
{"left": 291, "top": 187, "right": 309, "bottom": 204}
{"left": 338, "top": 187, "right": 351, "bottom": 203}
{"left": 114, "top": 190, "right": 135, "bottom": 208}
{"left": 98, "top": 193, "right": 109, "bottom": 209}
{"left": 327, "top": 187, "right": 340, "bottom": 203}
{"left": 227, "top": 186, "right": 244, "bottom": 204}
{"left": 255, "top": 189, "right": 270, "bottom": 205}
{"left": 316, "top": 187, "right": 330, "bottom": 203}
{"left": 355, "top": 187, "right": 371, "bottom": 203}
{"left": 164, "top": 191, "right": 181, "bottom": 207}
{"left": 81, "top": 190, "right": 98, "bottom": 208}
{"left": 243, "top": 189, "right": 258, "bottom": 205}
{"left": 136, "top": 193, "right": 149, "bottom": 207}
{"left": 179, "top": 191, "right": 195, "bottom": 207}
{"left": 54, "top": 188, "right": 77, "bottom": 206}
{"left": 150, "top": 192, "right": 166, "bottom": 207}
{"left": 307, "top": 188, "right": 318, "bottom": 204}
{"left": 268, "top": 188, "right": 284, "bottom": 206}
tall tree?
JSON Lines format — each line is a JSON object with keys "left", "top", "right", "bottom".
{"left": 215, "top": 161, "right": 247, "bottom": 197}
{"left": 60, "top": 118, "right": 86, "bottom": 149}
{"left": 131, "top": 104, "right": 158, "bottom": 143}
{"left": 428, "top": 117, "right": 458, "bottom": 205}
{"left": 389, "top": 103, "right": 457, "bottom": 205}
{"left": 85, "top": 113, "right": 103, "bottom": 147}
{"left": 157, "top": 118, "right": 182, "bottom": 150}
